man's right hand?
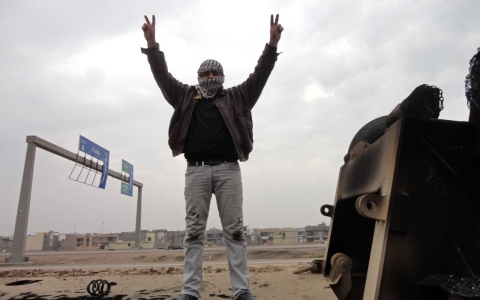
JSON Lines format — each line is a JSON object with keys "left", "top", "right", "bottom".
{"left": 142, "top": 15, "right": 157, "bottom": 48}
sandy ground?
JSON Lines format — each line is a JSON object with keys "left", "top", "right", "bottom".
{"left": 0, "top": 248, "right": 337, "bottom": 300}
{"left": 20, "top": 248, "right": 324, "bottom": 266}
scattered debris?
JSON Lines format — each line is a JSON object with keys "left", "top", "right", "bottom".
{"left": 258, "top": 282, "right": 270, "bottom": 288}
{"left": 86, "top": 279, "right": 113, "bottom": 297}
{"left": 6, "top": 279, "right": 42, "bottom": 286}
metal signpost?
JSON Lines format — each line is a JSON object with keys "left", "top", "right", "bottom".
{"left": 4, "top": 136, "right": 144, "bottom": 265}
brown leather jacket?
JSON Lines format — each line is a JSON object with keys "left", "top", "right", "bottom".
{"left": 141, "top": 44, "right": 279, "bottom": 162}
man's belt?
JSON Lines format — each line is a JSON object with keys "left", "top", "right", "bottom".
{"left": 187, "top": 160, "right": 236, "bottom": 167}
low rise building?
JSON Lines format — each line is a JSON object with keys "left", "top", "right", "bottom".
{"left": 205, "top": 226, "right": 254, "bottom": 246}
{"left": 8, "top": 223, "right": 330, "bottom": 252}
{"left": 108, "top": 230, "right": 169, "bottom": 250}
{"left": 25, "top": 231, "right": 59, "bottom": 251}
{"left": 273, "top": 228, "right": 298, "bottom": 244}
{"left": 254, "top": 224, "right": 329, "bottom": 245}
{"left": 205, "top": 228, "right": 223, "bottom": 245}
{"left": 156, "top": 230, "right": 184, "bottom": 249}
{"left": 244, "top": 226, "right": 256, "bottom": 245}
{"left": 305, "top": 222, "right": 329, "bottom": 243}
{"left": 58, "top": 233, "right": 116, "bottom": 251}
{"left": 297, "top": 228, "right": 306, "bottom": 243}
{"left": 0, "top": 236, "right": 12, "bottom": 252}
{"left": 256, "top": 227, "right": 298, "bottom": 245}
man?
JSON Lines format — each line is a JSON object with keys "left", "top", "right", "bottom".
{"left": 141, "top": 14, "right": 283, "bottom": 300}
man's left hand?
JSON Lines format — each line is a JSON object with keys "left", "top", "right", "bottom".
{"left": 269, "top": 14, "right": 284, "bottom": 48}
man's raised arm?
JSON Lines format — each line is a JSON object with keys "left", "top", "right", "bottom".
{"left": 142, "top": 15, "right": 157, "bottom": 48}
{"left": 141, "top": 14, "right": 189, "bottom": 108}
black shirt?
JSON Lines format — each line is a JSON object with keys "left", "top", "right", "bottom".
{"left": 183, "top": 91, "right": 238, "bottom": 161}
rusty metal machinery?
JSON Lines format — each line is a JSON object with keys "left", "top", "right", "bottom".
{"left": 296, "top": 49, "right": 480, "bottom": 299}
{"left": 320, "top": 116, "right": 480, "bottom": 300}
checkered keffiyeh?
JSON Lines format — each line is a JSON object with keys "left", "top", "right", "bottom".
{"left": 195, "top": 59, "right": 225, "bottom": 99}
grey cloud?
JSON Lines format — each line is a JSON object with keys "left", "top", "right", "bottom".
{"left": 1, "top": 0, "right": 480, "bottom": 235}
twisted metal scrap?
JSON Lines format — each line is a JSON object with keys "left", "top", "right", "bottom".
{"left": 87, "top": 279, "right": 112, "bottom": 297}
{"left": 466, "top": 47, "right": 480, "bottom": 110}
{"left": 466, "top": 48, "right": 480, "bottom": 155}
{"left": 405, "top": 83, "right": 444, "bottom": 117}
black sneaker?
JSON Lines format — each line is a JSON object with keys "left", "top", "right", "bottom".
{"left": 178, "top": 294, "right": 198, "bottom": 300}
{"left": 236, "top": 292, "right": 257, "bottom": 300}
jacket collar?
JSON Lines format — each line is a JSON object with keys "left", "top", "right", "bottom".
{"left": 217, "top": 87, "right": 226, "bottom": 96}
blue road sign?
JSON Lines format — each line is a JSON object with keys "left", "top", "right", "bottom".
{"left": 78, "top": 135, "right": 110, "bottom": 189}
{"left": 121, "top": 159, "right": 134, "bottom": 197}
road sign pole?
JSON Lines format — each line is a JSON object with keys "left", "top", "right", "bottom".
{"left": 134, "top": 186, "right": 142, "bottom": 249}
{"left": 7, "top": 142, "right": 36, "bottom": 263}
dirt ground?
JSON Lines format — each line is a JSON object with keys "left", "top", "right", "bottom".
{"left": 0, "top": 247, "right": 337, "bottom": 299}
{"left": 25, "top": 248, "right": 324, "bottom": 266}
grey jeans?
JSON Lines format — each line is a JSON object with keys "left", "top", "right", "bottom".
{"left": 181, "top": 162, "right": 251, "bottom": 299}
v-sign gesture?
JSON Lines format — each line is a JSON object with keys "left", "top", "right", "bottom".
{"left": 269, "top": 14, "right": 284, "bottom": 48}
{"left": 142, "top": 15, "right": 156, "bottom": 48}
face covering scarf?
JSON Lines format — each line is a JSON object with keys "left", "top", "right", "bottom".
{"left": 195, "top": 59, "right": 225, "bottom": 99}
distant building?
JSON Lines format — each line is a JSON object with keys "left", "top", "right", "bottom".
{"left": 305, "top": 222, "right": 329, "bottom": 243}
{"left": 7, "top": 223, "right": 330, "bottom": 252}
{"left": 244, "top": 226, "right": 255, "bottom": 245}
{"left": 297, "top": 228, "right": 306, "bottom": 243}
{"left": 254, "top": 224, "right": 329, "bottom": 245}
{"left": 205, "top": 228, "right": 223, "bottom": 245}
{"left": 108, "top": 229, "right": 178, "bottom": 250}
{"left": 109, "top": 230, "right": 148, "bottom": 250}
{"left": 25, "top": 231, "right": 59, "bottom": 251}
{"left": 273, "top": 228, "right": 298, "bottom": 244}
{"left": 58, "top": 233, "right": 116, "bottom": 251}
{"left": 0, "top": 236, "right": 12, "bottom": 252}
{"left": 156, "top": 230, "right": 183, "bottom": 249}
{"left": 204, "top": 226, "right": 254, "bottom": 246}
{"left": 256, "top": 227, "right": 298, "bottom": 245}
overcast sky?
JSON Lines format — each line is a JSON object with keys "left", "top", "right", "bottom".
{"left": 1, "top": 0, "right": 479, "bottom": 236}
